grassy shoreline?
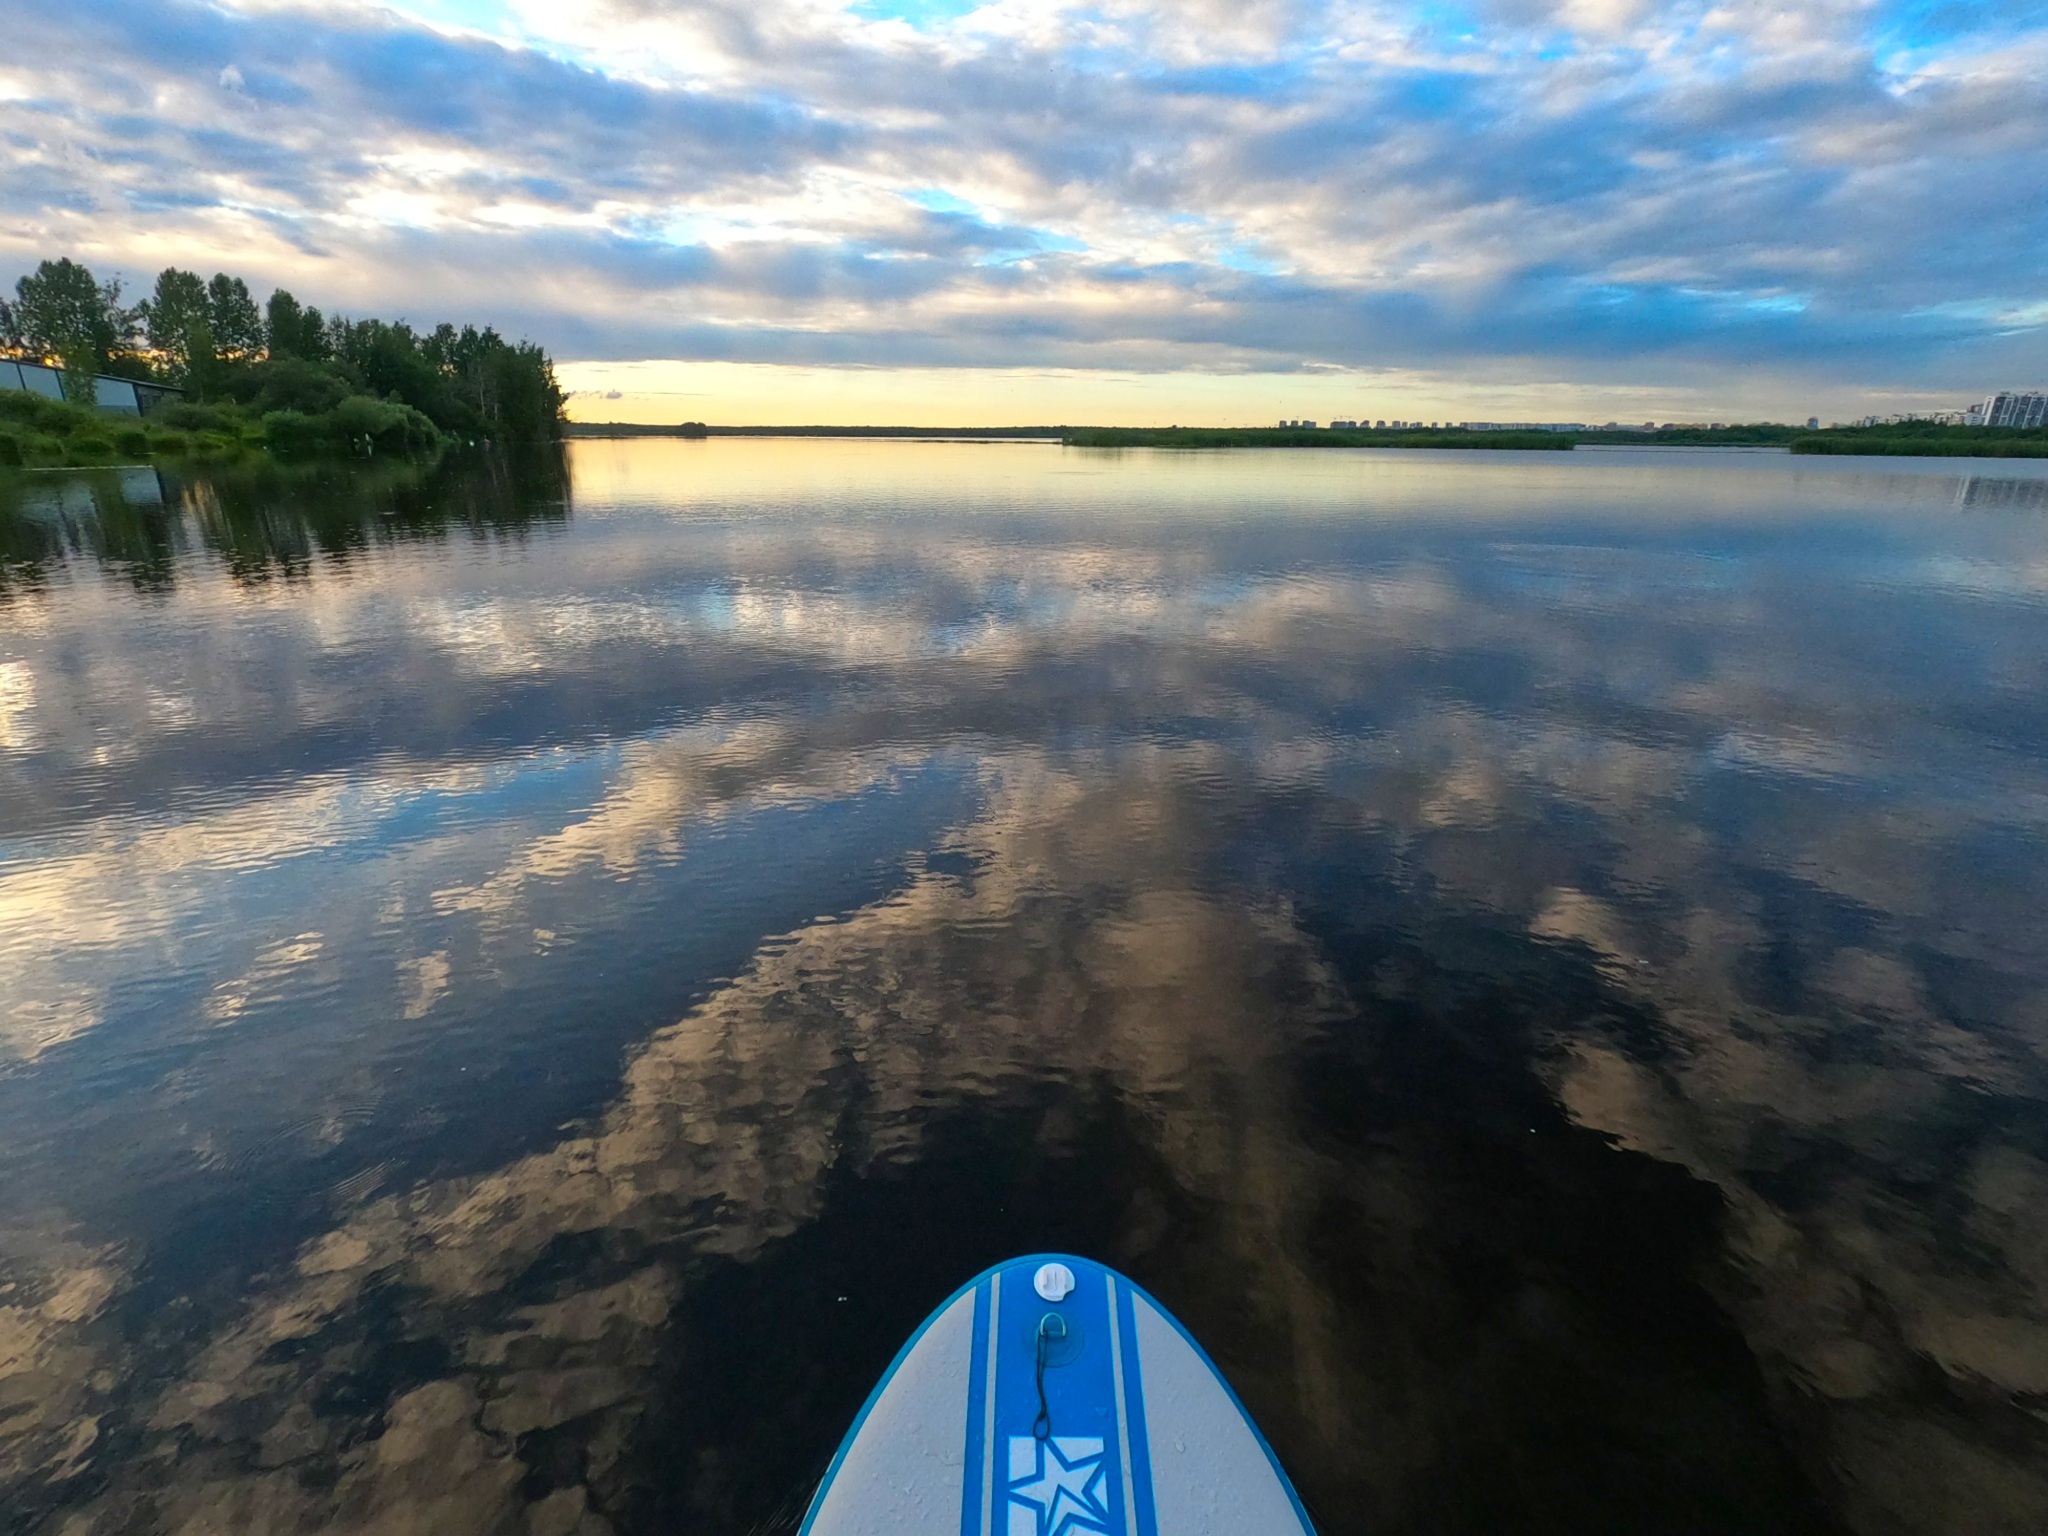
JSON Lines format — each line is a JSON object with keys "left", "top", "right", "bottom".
{"left": 1787, "top": 434, "right": 2048, "bottom": 458}
{"left": 564, "top": 423, "right": 1577, "bottom": 450}
{"left": 565, "top": 422, "right": 1064, "bottom": 440}
{"left": 0, "top": 392, "right": 261, "bottom": 468}
{"left": 0, "top": 389, "right": 448, "bottom": 470}
{"left": 1062, "top": 426, "right": 1576, "bottom": 450}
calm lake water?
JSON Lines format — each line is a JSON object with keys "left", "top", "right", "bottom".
{"left": 3, "top": 440, "right": 2048, "bottom": 1536}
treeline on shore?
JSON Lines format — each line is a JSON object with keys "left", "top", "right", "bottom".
{"left": 564, "top": 420, "right": 2048, "bottom": 457}
{"left": 1787, "top": 422, "right": 2048, "bottom": 457}
{"left": 1063, "top": 426, "right": 1577, "bottom": 450}
{"left": 563, "top": 422, "right": 1068, "bottom": 440}
{"left": 1063, "top": 423, "right": 2048, "bottom": 457}
{"left": 0, "top": 257, "right": 564, "bottom": 468}
{"left": 567, "top": 423, "right": 1576, "bottom": 449}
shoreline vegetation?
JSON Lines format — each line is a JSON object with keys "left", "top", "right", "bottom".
{"left": 566, "top": 420, "right": 2048, "bottom": 458}
{"left": 2, "top": 257, "right": 565, "bottom": 469}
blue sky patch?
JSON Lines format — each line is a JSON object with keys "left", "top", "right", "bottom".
{"left": 904, "top": 188, "right": 979, "bottom": 215}
{"left": 852, "top": 0, "right": 984, "bottom": 27}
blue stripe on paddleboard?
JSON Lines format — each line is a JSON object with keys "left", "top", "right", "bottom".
{"left": 1104, "top": 1272, "right": 1141, "bottom": 1536}
{"left": 980, "top": 1267, "right": 1002, "bottom": 1534}
{"left": 1112, "top": 1277, "right": 1159, "bottom": 1536}
{"left": 961, "top": 1276, "right": 992, "bottom": 1536}
{"left": 992, "top": 1254, "right": 1132, "bottom": 1536}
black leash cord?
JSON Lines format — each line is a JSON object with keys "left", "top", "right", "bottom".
{"left": 1033, "top": 1313, "right": 1067, "bottom": 1441}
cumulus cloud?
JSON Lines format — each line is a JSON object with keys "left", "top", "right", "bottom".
{"left": 1, "top": 0, "right": 2044, "bottom": 391}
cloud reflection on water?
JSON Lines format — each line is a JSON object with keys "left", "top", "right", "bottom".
{"left": 1, "top": 443, "right": 2046, "bottom": 1533}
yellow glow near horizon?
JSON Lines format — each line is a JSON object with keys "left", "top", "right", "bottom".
{"left": 555, "top": 359, "right": 1890, "bottom": 430}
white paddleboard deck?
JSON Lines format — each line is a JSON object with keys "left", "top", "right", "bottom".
{"left": 800, "top": 1253, "right": 1317, "bottom": 1536}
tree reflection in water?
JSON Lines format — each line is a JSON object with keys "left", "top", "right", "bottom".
{"left": 0, "top": 448, "right": 570, "bottom": 599}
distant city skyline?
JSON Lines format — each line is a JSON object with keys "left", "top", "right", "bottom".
{"left": 553, "top": 359, "right": 2034, "bottom": 429}
{"left": 6, "top": 2, "right": 2045, "bottom": 425}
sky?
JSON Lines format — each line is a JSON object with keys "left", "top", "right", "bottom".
{"left": 2, "top": 0, "right": 2045, "bottom": 424}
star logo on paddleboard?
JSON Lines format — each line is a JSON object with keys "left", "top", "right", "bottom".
{"left": 1006, "top": 1435, "right": 1113, "bottom": 1536}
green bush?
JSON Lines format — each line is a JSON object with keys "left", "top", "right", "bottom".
{"left": 0, "top": 434, "right": 22, "bottom": 467}
{"left": 193, "top": 432, "right": 236, "bottom": 457}
{"left": 67, "top": 437, "right": 113, "bottom": 462}
{"left": 114, "top": 428, "right": 149, "bottom": 458}
{"left": 265, "top": 395, "right": 443, "bottom": 458}
{"left": 155, "top": 401, "right": 238, "bottom": 434}
{"left": 28, "top": 435, "right": 63, "bottom": 463}
{"left": 0, "top": 392, "right": 87, "bottom": 435}
{"left": 261, "top": 409, "right": 325, "bottom": 458}
{"left": 148, "top": 431, "right": 190, "bottom": 456}
{"left": 248, "top": 358, "right": 355, "bottom": 416}
{"left": 331, "top": 393, "right": 440, "bottom": 453}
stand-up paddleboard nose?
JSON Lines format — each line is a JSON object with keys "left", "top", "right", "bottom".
{"left": 799, "top": 1253, "right": 1318, "bottom": 1535}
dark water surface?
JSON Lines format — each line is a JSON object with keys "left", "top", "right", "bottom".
{"left": 4, "top": 442, "right": 2048, "bottom": 1536}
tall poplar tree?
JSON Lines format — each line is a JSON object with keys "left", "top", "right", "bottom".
{"left": 144, "top": 268, "right": 212, "bottom": 385}
{"left": 265, "top": 288, "right": 329, "bottom": 361}
{"left": 207, "top": 274, "right": 265, "bottom": 361}
{"left": 10, "top": 258, "right": 137, "bottom": 399}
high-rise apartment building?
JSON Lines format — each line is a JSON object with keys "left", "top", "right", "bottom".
{"left": 1967, "top": 390, "right": 2048, "bottom": 429}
